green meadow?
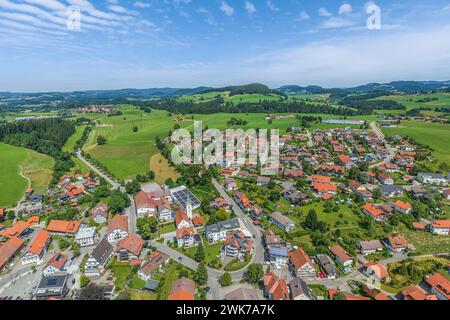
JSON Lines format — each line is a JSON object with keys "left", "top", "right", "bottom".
{"left": 0, "top": 143, "right": 54, "bottom": 207}
{"left": 62, "top": 125, "right": 86, "bottom": 152}
{"left": 382, "top": 121, "right": 450, "bottom": 166}
{"left": 373, "top": 93, "right": 450, "bottom": 111}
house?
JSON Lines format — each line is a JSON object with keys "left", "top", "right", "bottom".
{"left": 43, "top": 253, "right": 68, "bottom": 277}
{"left": 267, "top": 246, "right": 289, "bottom": 266}
{"left": 263, "top": 230, "right": 284, "bottom": 248}
{"left": 442, "top": 189, "right": 450, "bottom": 200}
{"left": 269, "top": 212, "right": 296, "bottom": 233}
{"left": 168, "top": 277, "right": 195, "bottom": 300}
{"left": 425, "top": 272, "right": 450, "bottom": 300}
{"left": 383, "top": 235, "right": 410, "bottom": 253}
{"left": 134, "top": 191, "right": 158, "bottom": 218}
{"left": 138, "top": 251, "right": 170, "bottom": 281}
{"left": 34, "top": 273, "right": 70, "bottom": 300}
{"left": 107, "top": 214, "right": 128, "bottom": 244}
{"left": 363, "top": 262, "right": 389, "bottom": 281}
{"left": 377, "top": 173, "right": 394, "bottom": 185}
{"left": 0, "top": 208, "right": 4, "bottom": 221}
{"left": 312, "top": 183, "right": 338, "bottom": 196}
{"left": 46, "top": 220, "right": 81, "bottom": 236}
{"left": 358, "top": 240, "right": 383, "bottom": 255}
{"left": 288, "top": 247, "right": 315, "bottom": 279}
{"left": 223, "top": 230, "right": 254, "bottom": 260}
{"left": 250, "top": 204, "right": 265, "bottom": 220}
{"left": 379, "top": 185, "right": 404, "bottom": 198}
{"left": 412, "top": 222, "right": 427, "bottom": 231}
{"left": 21, "top": 230, "right": 51, "bottom": 265}
{"left": 289, "top": 277, "right": 312, "bottom": 300}
{"left": 315, "top": 254, "right": 338, "bottom": 279}
{"left": 329, "top": 245, "right": 353, "bottom": 267}
{"left": 263, "top": 272, "right": 290, "bottom": 300}
{"left": 85, "top": 237, "right": 114, "bottom": 276}
{"left": 0, "top": 237, "right": 24, "bottom": 270}
{"left": 157, "top": 203, "right": 173, "bottom": 222}
{"left": 176, "top": 227, "right": 200, "bottom": 248}
{"left": 393, "top": 200, "right": 412, "bottom": 214}
{"left": 27, "top": 216, "right": 40, "bottom": 226}
{"left": 75, "top": 227, "right": 97, "bottom": 247}
{"left": 256, "top": 176, "right": 271, "bottom": 187}
{"left": 402, "top": 285, "right": 437, "bottom": 300}
{"left": 0, "top": 221, "right": 30, "bottom": 239}
{"left": 192, "top": 216, "right": 204, "bottom": 227}
{"left": 284, "top": 168, "right": 303, "bottom": 179}
{"left": 417, "top": 172, "right": 448, "bottom": 185}
{"left": 283, "top": 188, "right": 309, "bottom": 205}
{"left": 233, "top": 192, "right": 251, "bottom": 210}
{"left": 429, "top": 220, "right": 450, "bottom": 235}
{"left": 91, "top": 203, "right": 108, "bottom": 224}
{"left": 205, "top": 218, "right": 240, "bottom": 243}
{"left": 362, "top": 203, "right": 388, "bottom": 222}
{"left": 225, "top": 287, "right": 261, "bottom": 300}
{"left": 210, "top": 198, "right": 232, "bottom": 211}
{"left": 224, "top": 178, "right": 238, "bottom": 191}
{"left": 115, "top": 233, "right": 145, "bottom": 261}
{"left": 175, "top": 210, "right": 190, "bottom": 229}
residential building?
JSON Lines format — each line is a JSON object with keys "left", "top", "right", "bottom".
{"left": 0, "top": 221, "right": 30, "bottom": 239}
{"left": 358, "top": 240, "right": 383, "bottom": 255}
{"left": 393, "top": 200, "right": 412, "bottom": 214}
{"left": 315, "top": 254, "right": 338, "bottom": 279}
{"left": 267, "top": 246, "right": 289, "bottom": 266}
{"left": 115, "top": 233, "right": 145, "bottom": 261}
{"left": 225, "top": 287, "right": 261, "bottom": 300}
{"left": 330, "top": 245, "right": 353, "bottom": 267}
{"left": 46, "top": 220, "right": 81, "bottom": 236}
{"left": 426, "top": 272, "right": 450, "bottom": 300}
{"left": 256, "top": 176, "right": 271, "bottom": 187}
{"left": 223, "top": 230, "right": 254, "bottom": 260}
{"left": 21, "top": 230, "right": 51, "bottom": 265}
{"left": 85, "top": 237, "right": 114, "bottom": 277}
{"left": 0, "top": 237, "right": 24, "bottom": 270}
{"left": 402, "top": 285, "right": 437, "bottom": 300}
{"left": 34, "top": 273, "right": 70, "bottom": 300}
{"left": 263, "top": 230, "right": 284, "bottom": 248}
{"left": 107, "top": 214, "right": 128, "bottom": 245}
{"left": 175, "top": 210, "right": 190, "bottom": 230}
{"left": 91, "top": 203, "right": 108, "bottom": 224}
{"left": 138, "top": 251, "right": 170, "bottom": 281}
{"left": 289, "top": 277, "right": 312, "bottom": 300}
{"left": 288, "top": 247, "right": 316, "bottom": 279}
{"left": 362, "top": 203, "right": 388, "bottom": 222}
{"left": 75, "top": 227, "right": 97, "bottom": 247}
{"left": 429, "top": 220, "right": 450, "bottom": 235}
{"left": 417, "top": 172, "right": 448, "bottom": 185}
{"left": 383, "top": 235, "right": 410, "bottom": 253}
{"left": 377, "top": 173, "right": 393, "bottom": 185}
{"left": 269, "top": 212, "right": 296, "bottom": 233}
{"left": 205, "top": 218, "right": 240, "bottom": 243}
{"left": 379, "top": 185, "right": 404, "bottom": 198}
{"left": 363, "top": 262, "right": 389, "bottom": 281}
{"left": 157, "top": 203, "right": 173, "bottom": 222}
{"left": 224, "top": 178, "right": 238, "bottom": 191}
{"left": 168, "top": 277, "right": 195, "bottom": 300}
{"left": 176, "top": 227, "right": 200, "bottom": 248}
{"left": 134, "top": 191, "right": 158, "bottom": 218}
{"left": 263, "top": 272, "right": 290, "bottom": 300}
{"left": 43, "top": 253, "right": 68, "bottom": 277}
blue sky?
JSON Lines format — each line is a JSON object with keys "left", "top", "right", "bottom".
{"left": 0, "top": 0, "right": 450, "bottom": 91}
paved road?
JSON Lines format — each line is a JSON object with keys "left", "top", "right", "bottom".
{"left": 369, "top": 122, "right": 396, "bottom": 169}
{"left": 76, "top": 151, "right": 136, "bottom": 233}
{"left": 305, "top": 129, "right": 313, "bottom": 147}
{"left": 211, "top": 178, "right": 265, "bottom": 265}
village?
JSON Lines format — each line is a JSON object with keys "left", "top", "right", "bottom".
{"left": 0, "top": 122, "right": 449, "bottom": 301}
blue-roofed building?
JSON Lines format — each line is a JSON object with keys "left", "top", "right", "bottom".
{"left": 267, "top": 246, "right": 289, "bottom": 266}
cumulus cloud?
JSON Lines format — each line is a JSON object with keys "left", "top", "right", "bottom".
{"left": 133, "top": 1, "right": 150, "bottom": 8}
{"left": 220, "top": 1, "right": 234, "bottom": 16}
{"left": 297, "top": 11, "right": 310, "bottom": 21}
{"left": 245, "top": 1, "right": 256, "bottom": 14}
{"left": 266, "top": 0, "right": 279, "bottom": 12}
{"left": 318, "top": 7, "right": 332, "bottom": 17}
{"left": 339, "top": 4, "right": 352, "bottom": 14}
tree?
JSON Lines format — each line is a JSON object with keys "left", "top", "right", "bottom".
{"left": 80, "top": 275, "right": 91, "bottom": 288}
{"left": 108, "top": 190, "right": 130, "bottom": 214}
{"left": 136, "top": 216, "right": 158, "bottom": 240}
{"left": 97, "top": 135, "right": 107, "bottom": 145}
{"left": 193, "top": 262, "right": 208, "bottom": 285}
{"left": 194, "top": 245, "right": 205, "bottom": 262}
{"left": 133, "top": 126, "right": 138, "bottom": 133}
{"left": 246, "top": 263, "right": 263, "bottom": 283}
{"left": 219, "top": 272, "right": 232, "bottom": 287}
{"left": 147, "top": 171, "right": 155, "bottom": 180}
{"left": 78, "top": 283, "right": 104, "bottom": 300}
{"left": 125, "top": 179, "right": 141, "bottom": 195}
{"left": 215, "top": 208, "right": 230, "bottom": 221}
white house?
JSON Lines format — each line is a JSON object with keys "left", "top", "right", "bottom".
{"left": 85, "top": 237, "right": 113, "bottom": 277}
{"left": 175, "top": 210, "right": 190, "bottom": 230}
{"left": 75, "top": 227, "right": 97, "bottom": 247}
{"left": 429, "top": 220, "right": 450, "bottom": 235}
{"left": 288, "top": 248, "right": 316, "bottom": 279}
{"left": 21, "top": 230, "right": 51, "bottom": 265}
{"left": 267, "top": 246, "right": 289, "bottom": 266}
{"left": 205, "top": 218, "right": 240, "bottom": 243}
{"left": 106, "top": 214, "right": 129, "bottom": 245}
{"left": 91, "top": 203, "right": 108, "bottom": 224}
{"left": 157, "top": 204, "right": 173, "bottom": 222}
{"left": 417, "top": 172, "right": 448, "bottom": 186}
{"left": 43, "top": 253, "right": 68, "bottom": 277}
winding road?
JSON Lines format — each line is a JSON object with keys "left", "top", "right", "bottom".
{"left": 369, "top": 121, "right": 396, "bottom": 169}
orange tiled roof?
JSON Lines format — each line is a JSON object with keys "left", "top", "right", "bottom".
{"left": 115, "top": 233, "right": 144, "bottom": 256}
{"left": 175, "top": 210, "right": 189, "bottom": 227}
{"left": 0, "top": 221, "right": 30, "bottom": 238}
{"left": 107, "top": 214, "right": 128, "bottom": 234}
{"left": 330, "top": 245, "right": 352, "bottom": 262}
{"left": 0, "top": 237, "right": 24, "bottom": 269}
{"left": 288, "top": 247, "right": 312, "bottom": 270}
{"left": 431, "top": 220, "right": 450, "bottom": 229}
{"left": 425, "top": 272, "right": 450, "bottom": 300}
{"left": 394, "top": 200, "right": 412, "bottom": 211}
{"left": 313, "top": 183, "right": 337, "bottom": 193}
{"left": 45, "top": 253, "right": 68, "bottom": 270}
{"left": 28, "top": 230, "right": 51, "bottom": 255}
{"left": 362, "top": 203, "right": 384, "bottom": 217}
{"left": 46, "top": 220, "right": 81, "bottom": 234}
{"left": 310, "top": 174, "right": 331, "bottom": 183}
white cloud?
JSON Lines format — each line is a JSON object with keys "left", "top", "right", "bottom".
{"left": 297, "top": 11, "right": 310, "bottom": 21}
{"left": 133, "top": 1, "right": 150, "bottom": 9}
{"left": 318, "top": 7, "right": 332, "bottom": 17}
{"left": 108, "top": 4, "right": 138, "bottom": 15}
{"left": 339, "top": 4, "right": 352, "bottom": 14}
{"left": 266, "top": 0, "right": 279, "bottom": 12}
{"left": 245, "top": 1, "right": 256, "bottom": 14}
{"left": 196, "top": 7, "right": 217, "bottom": 26}
{"left": 220, "top": 1, "right": 234, "bottom": 16}
{"left": 320, "top": 17, "right": 355, "bottom": 29}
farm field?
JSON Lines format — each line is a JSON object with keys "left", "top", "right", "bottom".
{"left": 62, "top": 125, "right": 86, "bottom": 152}
{"left": 373, "top": 93, "right": 450, "bottom": 110}
{"left": 382, "top": 121, "right": 450, "bottom": 166}
{"left": 149, "top": 153, "right": 180, "bottom": 184}
{"left": 394, "top": 224, "right": 450, "bottom": 255}
{"left": 0, "top": 143, "right": 54, "bottom": 207}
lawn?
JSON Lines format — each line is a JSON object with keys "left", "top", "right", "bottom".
{"left": 0, "top": 143, "right": 54, "bottom": 207}
{"left": 224, "top": 255, "right": 251, "bottom": 271}
{"left": 382, "top": 121, "right": 450, "bottom": 167}
{"left": 112, "top": 260, "right": 133, "bottom": 291}
{"left": 179, "top": 235, "right": 223, "bottom": 267}
{"left": 157, "top": 262, "right": 193, "bottom": 300}
{"left": 394, "top": 224, "right": 450, "bottom": 255}
{"left": 62, "top": 125, "right": 86, "bottom": 152}
{"left": 373, "top": 93, "right": 450, "bottom": 110}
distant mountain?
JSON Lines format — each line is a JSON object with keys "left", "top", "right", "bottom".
{"left": 277, "top": 80, "right": 450, "bottom": 94}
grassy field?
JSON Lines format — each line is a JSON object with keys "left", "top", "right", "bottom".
{"left": 382, "top": 121, "right": 450, "bottom": 166}
{"left": 149, "top": 153, "right": 180, "bottom": 184}
{"left": 177, "top": 91, "right": 284, "bottom": 104}
{"left": 373, "top": 93, "right": 450, "bottom": 110}
{"left": 0, "top": 143, "right": 54, "bottom": 207}
{"left": 62, "top": 125, "right": 86, "bottom": 152}
{"left": 394, "top": 224, "right": 450, "bottom": 255}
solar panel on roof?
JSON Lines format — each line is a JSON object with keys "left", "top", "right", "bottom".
{"left": 47, "top": 278, "right": 57, "bottom": 286}
{"left": 171, "top": 187, "right": 201, "bottom": 210}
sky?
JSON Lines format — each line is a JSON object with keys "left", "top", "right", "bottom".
{"left": 0, "top": 0, "right": 450, "bottom": 92}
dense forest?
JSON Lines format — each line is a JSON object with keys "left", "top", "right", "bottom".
{"left": 335, "top": 92, "right": 405, "bottom": 113}
{"left": 0, "top": 118, "right": 76, "bottom": 185}
{"left": 150, "top": 98, "right": 358, "bottom": 116}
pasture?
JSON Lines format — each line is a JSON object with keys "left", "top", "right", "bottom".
{"left": 62, "top": 125, "right": 86, "bottom": 152}
{"left": 373, "top": 93, "right": 450, "bottom": 111}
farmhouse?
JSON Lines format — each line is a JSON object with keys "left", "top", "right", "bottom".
{"left": 107, "top": 214, "right": 129, "bottom": 244}
{"left": 85, "top": 237, "right": 114, "bottom": 277}
{"left": 288, "top": 247, "right": 315, "bottom": 279}
{"left": 429, "top": 220, "right": 450, "bottom": 235}
{"left": 21, "top": 230, "right": 51, "bottom": 265}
